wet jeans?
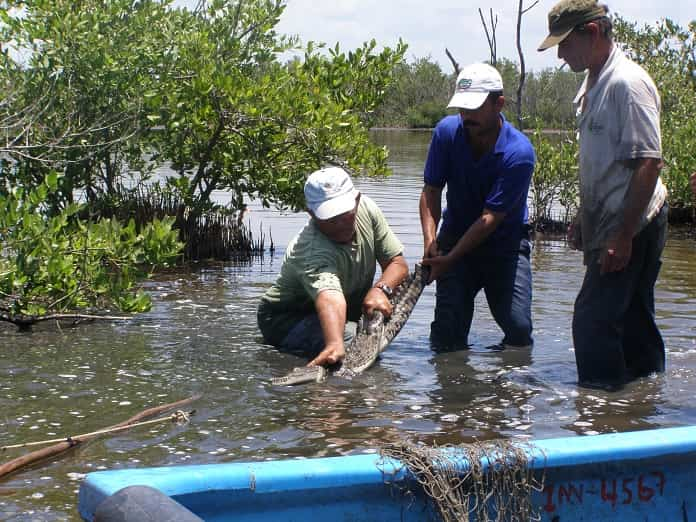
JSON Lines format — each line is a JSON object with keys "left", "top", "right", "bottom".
{"left": 572, "top": 203, "right": 668, "bottom": 390}
{"left": 279, "top": 314, "right": 356, "bottom": 357}
{"left": 430, "top": 235, "right": 533, "bottom": 351}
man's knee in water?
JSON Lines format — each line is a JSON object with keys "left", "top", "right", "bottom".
{"left": 429, "top": 321, "right": 469, "bottom": 353}
{"left": 502, "top": 322, "right": 533, "bottom": 348}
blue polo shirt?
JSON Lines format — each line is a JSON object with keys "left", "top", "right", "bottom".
{"left": 424, "top": 113, "right": 534, "bottom": 253}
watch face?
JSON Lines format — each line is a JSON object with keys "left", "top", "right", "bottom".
{"left": 378, "top": 283, "right": 392, "bottom": 297}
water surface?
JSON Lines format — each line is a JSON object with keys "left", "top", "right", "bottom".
{"left": 2, "top": 130, "right": 696, "bottom": 520}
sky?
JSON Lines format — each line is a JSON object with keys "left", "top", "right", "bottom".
{"left": 271, "top": 0, "right": 693, "bottom": 73}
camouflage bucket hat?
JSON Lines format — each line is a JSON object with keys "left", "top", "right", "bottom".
{"left": 537, "top": 0, "right": 607, "bottom": 51}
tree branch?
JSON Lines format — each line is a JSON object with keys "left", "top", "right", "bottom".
{"left": 0, "top": 395, "right": 202, "bottom": 480}
{"left": 445, "top": 48, "right": 460, "bottom": 75}
{"left": 0, "top": 312, "right": 133, "bottom": 329}
{"left": 479, "top": 8, "right": 498, "bottom": 67}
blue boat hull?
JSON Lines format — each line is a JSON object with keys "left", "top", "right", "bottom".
{"left": 78, "top": 425, "right": 696, "bottom": 521}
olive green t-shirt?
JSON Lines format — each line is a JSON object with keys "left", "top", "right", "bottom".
{"left": 257, "top": 195, "right": 403, "bottom": 345}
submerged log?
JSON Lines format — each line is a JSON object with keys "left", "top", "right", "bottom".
{"left": 0, "top": 395, "right": 201, "bottom": 480}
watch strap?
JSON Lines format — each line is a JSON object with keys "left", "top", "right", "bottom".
{"left": 374, "top": 281, "right": 393, "bottom": 297}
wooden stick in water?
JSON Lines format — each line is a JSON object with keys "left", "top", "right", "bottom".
{"left": 0, "top": 394, "right": 201, "bottom": 480}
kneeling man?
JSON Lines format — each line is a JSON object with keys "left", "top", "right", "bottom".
{"left": 258, "top": 167, "right": 409, "bottom": 368}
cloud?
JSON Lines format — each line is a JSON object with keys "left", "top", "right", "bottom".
{"left": 175, "top": 0, "right": 693, "bottom": 72}
{"left": 276, "top": 0, "right": 551, "bottom": 71}
{"left": 275, "top": 0, "right": 692, "bottom": 72}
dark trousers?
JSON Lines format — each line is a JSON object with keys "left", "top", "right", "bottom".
{"left": 430, "top": 235, "right": 533, "bottom": 351}
{"left": 279, "top": 314, "right": 356, "bottom": 357}
{"left": 572, "top": 204, "right": 668, "bottom": 389}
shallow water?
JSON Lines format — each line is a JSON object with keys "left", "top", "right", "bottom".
{"left": 2, "top": 130, "right": 696, "bottom": 520}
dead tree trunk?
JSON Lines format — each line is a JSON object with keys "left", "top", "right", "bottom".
{"left": 445, "top": 48, "right": 460, "bottom": 75}
{"left": 479, "top": 8, "right": 498, "bottom": 67}
{"left": 515, "top": 0, "right": 539, "bottom": 130}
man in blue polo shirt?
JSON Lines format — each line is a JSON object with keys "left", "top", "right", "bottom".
{"left": 420, "top": 62, "right": 535, "bottom": 351}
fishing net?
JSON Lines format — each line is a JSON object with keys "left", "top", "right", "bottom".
{"left": 379, "top": 439, "right": 545, "bottom": 522}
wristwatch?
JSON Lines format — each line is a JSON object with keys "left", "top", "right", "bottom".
{"left": 374, "top": 281, "right": 393, "bottom": 298}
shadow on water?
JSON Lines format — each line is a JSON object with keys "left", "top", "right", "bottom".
{"left": 2, "top": 130, "right": 696, "bottom": 519}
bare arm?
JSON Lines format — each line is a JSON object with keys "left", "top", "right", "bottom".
{"left": 421, "top": 208, "right": 506, "bottom": 283}
{"left": 308, "top": 254, "right": 409, "bottom": 366}
{"left": 600, "top": 158, "right": 662, "bottom": 274}
{"left": 420, "top": 184, "right": 442, "bottom": 259}
{"left": 307, "top": 289, "right": 347, "bottom": 367}
{"left": 445, "top": 208, "right": 506, "bottom": 260}
{"left": 363, "top": 254, "right": 409, "bottom": 317}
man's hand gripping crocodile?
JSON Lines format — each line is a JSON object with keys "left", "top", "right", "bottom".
{"left": 271, "top": 264, "right": 429, "bottom": 386}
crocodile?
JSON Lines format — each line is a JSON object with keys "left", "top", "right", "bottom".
{"left": 271, "top": 264, "right": 429, "bottom": 386}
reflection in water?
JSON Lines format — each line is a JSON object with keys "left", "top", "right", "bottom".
{"left": 562, "top": 376, "right": 667, "bottom": 436}
{"left": 2, "top": 130, "right": 696, "bottom": 520}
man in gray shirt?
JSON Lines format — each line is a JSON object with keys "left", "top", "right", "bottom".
{"left": 539, "top": 0, "right": 668, "bottom": 390}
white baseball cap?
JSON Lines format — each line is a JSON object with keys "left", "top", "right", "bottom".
{"left": 447, "top": 63, "right": 504, "bottom": 110}
{"left": 304, "top": 167, "right": 359, "bottom": 220}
